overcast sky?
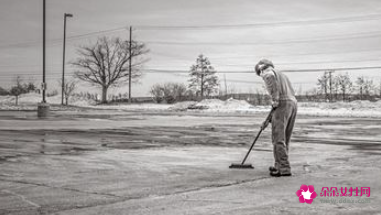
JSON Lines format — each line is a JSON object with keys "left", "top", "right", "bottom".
{"left": 1, "top": 0, "right": 381, "bottom": 96}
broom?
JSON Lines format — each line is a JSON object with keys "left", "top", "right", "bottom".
{"left": 229, "top": 107, "right": 275, "bottom": 169}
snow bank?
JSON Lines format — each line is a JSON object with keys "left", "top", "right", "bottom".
{"left": 169, "top": 101, "right": 197, "bottom": 111}
{"left": 170, "top": 99, "right": 381, "bottom": 118}
{"left": 171, "top": 98, "right": 256, "bottom": 113}
{"left": 0, "top": 93, "right": 96, "bottom": 110}
{"left": 298, "top": 100, "right": 381, "bottom": 110}
{"left": 297, "top": 101, "right": 381, "bottom": 118}
{"left": 92, "top": 103, "right": 172, "bottom": 111}
{"left": 196, "top": 98, "right": 256, "bottom": 113}
{"left": 1, "top": 94, "right": 381, "bottom": 118}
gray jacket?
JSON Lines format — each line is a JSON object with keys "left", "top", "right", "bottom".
{"left": 263, "top": 70, "right": 297, "bottom": 102}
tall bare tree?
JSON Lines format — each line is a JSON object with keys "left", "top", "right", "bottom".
{"left": 255, "top": 88, "right": 266, "bottom": 105}
{"left": 58, "top": 78, "right": 77, "bottom": 105}
{"left": 356, "top": 76, "right": 365, "bottom": 100}
{"left": 188, "top": 54, "right": 219, "bottom": 98}
{"left": 72, "top": 36, "right": 149, "bottom": 103}
{"left": 9, "top": 76, "right": 28, "bottom": 106}
{"left": 332, "top": 76, "right": 340, "bottom": 101}
{"left": 364, "top": 78, "right": 374, "bottom": 98}
{"left": 336, "top": 73, "right": 353, "bottom": 101}
{"left": 356, "top": 76, "right": 374, "bottom": 100}
{"left": 317, "top": 72, "right": 329, "bottom": 101}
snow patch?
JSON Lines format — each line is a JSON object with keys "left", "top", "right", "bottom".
{"left": 1, "top": 94, "right": 381, "bottom": 118}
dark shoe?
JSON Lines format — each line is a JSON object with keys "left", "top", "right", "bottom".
{"left": 270, "top": 171, "right": 292, "bottom": 177}
{"left": 270, "top": 171, "right": 281, "bottom": 177}
{"left": 269, "top": 166, "right": 277, "bottom": 172}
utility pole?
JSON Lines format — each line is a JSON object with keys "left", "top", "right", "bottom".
{"left": 37, "top": 0, "right": 49, "bottom": 118}
{"left": 42, "top": 0, "right": 46, "bottom": 103}
{"left": 128, "top": 26, "right": 132, "bottom": 103}
{"left": 61, "top": 13, "right": 73, "bottom": 105}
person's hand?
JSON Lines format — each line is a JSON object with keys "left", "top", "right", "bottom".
{"left": 272, "top": 100, "right": 279, "bottom": 108}
{"left": 261, "top": 120, "right": 270, "bottom": 130}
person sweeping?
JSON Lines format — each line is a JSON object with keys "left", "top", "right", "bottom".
{"left": 255, "top": 59, "right": 297, "bottom": 177}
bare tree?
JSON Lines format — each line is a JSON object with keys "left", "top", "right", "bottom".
{"left": 58, "top": 78, "right": 77, "bottom": 105}
{"left": 356, "top": 76, "right": 374, "bottom": 100}
{"left": 332, "top": 76, "right": 339, "bottom": 101}
{"left": 149, "top": 82, "right": 187, "bottom": 104}
{"left": 364, "top": 78, "right": 374, "bottom": 98}
{"left": 336, "top": 73, "right": 353, "bottom": 101}
{"left": 72, "top": 36, "right": 149, "bottom": 103}
{"left": 317, "top": 72, "right": 329, "bottom": 102}
{"left": 9, "top": 76, "right": 28, "bottom": 106}
{"left": 255, "top": 88, "right": 266, "bottom": 105}
{"left": 150, "top": 84, "right": 164, "bottom": 103}
{"left": 356, "top": 76, "right": 365, "bottom": 100}
{"left": 25, "top": 77, "right": 36, "bottom": 93}
{"left": 170, "top": 83, "right": 187, "bottom": 102}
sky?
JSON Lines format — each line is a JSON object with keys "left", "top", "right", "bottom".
{"left": 1, "top": 0, "right": 381, "bottom": 97}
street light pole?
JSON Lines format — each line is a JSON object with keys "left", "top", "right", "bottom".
{"left": 61, "top": 13, "right": 73, "bottom": 105}
{"left": 128, "top": 26, "right": 132, "bottom": 103}
{"left": 38, "top": 0, "right": 49, "bottom": 118}
{"left": 42, "top": 0, "right": 46, "bottom": 103}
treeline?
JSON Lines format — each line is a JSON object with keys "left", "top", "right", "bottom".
{"left": 315, "top": 72, "right": 381, "bottom": 102}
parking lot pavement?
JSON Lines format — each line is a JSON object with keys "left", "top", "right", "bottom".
{"left": 0, "top": 110, "right": 380, "bottom": 214}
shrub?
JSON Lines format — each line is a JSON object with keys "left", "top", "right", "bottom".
{"left": 0, "top": 86, "right": 9, "bottom": 95}
{"left": 149, "top": 82, "right": 188, "bottom": 104}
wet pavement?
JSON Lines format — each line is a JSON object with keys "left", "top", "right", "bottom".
{"left": 0, "top": 109, "right": 380, "bottom": 214}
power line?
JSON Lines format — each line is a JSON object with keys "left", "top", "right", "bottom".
{"left": 144, "top": 69, "right": 249, "bottom": 74}
{"left": 66, "top": 27, "right": 127, "bottom": 40}
{"left": 281, "top": 66, "right": 381, "bottom": 73}
{"left": 136, "top": 13, "right": 381, "bottom": 30}
{"left": 0, "top": 71, "right": 75, "bottom": 77}
{"left": 142, "top": 31, "right": 381, "bottom": 46}
{"left": 148, "top": 48, "right": 381, "bottom": 61}
{"left": 2, "top": 46, "right": 380, "bottom": 70}
{"left": 2, "top": 13, "right": 381, "bottom": 49}
{"left": 0, "top": 64, "right": 64, "bottom": 68}
{"left": 143, "top": 66, "right": 381, "bottom": 74}
{"left": 0, "top": 27, "right": 128, "bottom": 49}
{"left": 215, "top": 59, "right": 381, "bottom": 67}
{"left": 1, "top": 64, "right": 380, "bottom": 77}
{"left": 135, "top": 59, "right": 381, "bottom": 70}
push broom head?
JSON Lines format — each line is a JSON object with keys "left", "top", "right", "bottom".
{"left": 229, "top": 163, "right": 254, "bottom": 169}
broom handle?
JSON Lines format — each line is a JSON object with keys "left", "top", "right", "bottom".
{"left": 240, "top": 107, "right": 275, "bottom": 165}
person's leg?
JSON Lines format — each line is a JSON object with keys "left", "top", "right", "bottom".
{"left": 271, "top": 101, "right": 293, "bottom": 175}
{"left": 285, "top": 101, "right": 297, "bottom": 152}
{"left": 271, "top": 117, "right": 278, "bottom": 171}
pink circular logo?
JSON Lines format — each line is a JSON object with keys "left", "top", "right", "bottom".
{"left": 296, "top": 184, "right": 317, "bottom": 204}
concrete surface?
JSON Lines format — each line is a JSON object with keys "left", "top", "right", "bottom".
{"left": 0, "top": 109, "right": 380, "bottom": 214}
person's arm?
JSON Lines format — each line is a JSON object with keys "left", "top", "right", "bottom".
{"left": 263, "top": 73, "right": 279, "bottom": 106}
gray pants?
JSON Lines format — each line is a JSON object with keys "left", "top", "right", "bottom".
{"left": 271, "top": 100, "right": 297, "bottom": 174}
